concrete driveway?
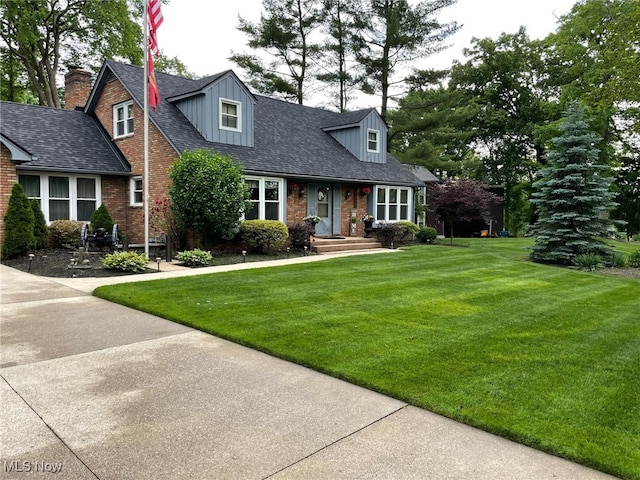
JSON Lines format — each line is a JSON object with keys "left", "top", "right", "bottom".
{"left": 0, "top": 263, "right": 618, "bottom": 479}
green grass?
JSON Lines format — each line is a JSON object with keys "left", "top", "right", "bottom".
{"left": 95, "top": 238, "right": 640, "bottom": 479}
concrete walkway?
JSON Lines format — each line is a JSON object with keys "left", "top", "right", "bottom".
{"left": 0, "top": 256, "right": 618, "bottom": 479}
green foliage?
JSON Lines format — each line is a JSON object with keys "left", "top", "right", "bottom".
{"left": 169, "top": 149, "right": 251, "bottom": 246}
{"left": 47, "top": 220, "right": 83, "bottom": 248}
{"left": 529, "top": 102, "right": 616, "bottom": 264}
{"left": 230, "top": 0, "right": 322, "bottom": 104}
{"left": 377, "top": 222, "right": 416, "bottom": 247}
{"left": 416, "top": 226, "right": 437, "bottom": 243}
{"left": 30, "top": 199, "right": 48, "bottom": 249}
{"left": 1, "top": 183, "right": 35, "bottom": 258}
{"left": 90, "top": 204, "right": 114, "bottom": 232}
{"left": 101, "top": 251, "right": 148, "bottom": 273}
{"left": 628, "top": 249, "right": 640, "bottom": 268}
{"left": 175, "top": 249, "right": 213, "bottom": 267}
{"left": 239, "top": 220, "right": 289, "bottom": 253}
{"left": 0, "top": 0, "right": 143, "bottom": 106}
{"left": 572, "top": 252, "right": 603, "bottom": 271}
{"left": 606, "top": 251, "right": 628, "bottom": 268}
{"left": 287, "top": 221, "right": 315, "bottom": 250}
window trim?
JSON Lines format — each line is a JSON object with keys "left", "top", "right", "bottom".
{"left": 244, "top": 176, "right": 284, "bottom": 221}
{"left": 17, "top": 172, "right": 101, "bottom": 223}
{"left": 113, "top": 100, "right": 134, "bottom": 138}
{"left": 130, "top": 176, "right": 143, "bottom": 206}
{"left": 375, "top": 185, "right": 412, "bottom": 222}
{"left": 219, "top": 98, "right": 242, "bottom": 132}
{"left": 367, "top": 129, "right": 380, "bottom": 153}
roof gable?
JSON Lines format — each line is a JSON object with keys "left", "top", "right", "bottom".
{"left": 0, "top": 101, "right": 129, "bottom": 175}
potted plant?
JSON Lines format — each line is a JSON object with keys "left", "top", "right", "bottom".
{"left": 360, "top": 186, "right": 372, "bottom": 197}
{"left": 303, "top": 215, "right": 321, "bottom": 234}
{"left": 361, "top": 214, "right": 375, "bottom": 237}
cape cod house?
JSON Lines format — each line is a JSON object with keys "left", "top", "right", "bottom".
{"left": 0, "top": 60, "right": 424, "bottom": 246}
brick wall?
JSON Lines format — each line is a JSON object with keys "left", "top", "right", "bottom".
{"left": 340, "top": 185, "right": 368, "bottom": 237}
{"left": 64, "top": 68, "right": 93, "bottom": 111}
{"left": 93, "top": 79, "right": 179, "bottom": 244}
{"left": 286, "top": 181, "right": 308, "bottom": 224}
{"left": 0, "top": 144, "right": 18, "bottom": 245}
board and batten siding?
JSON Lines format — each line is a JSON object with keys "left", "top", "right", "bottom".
{"left": 174, "top": 75, "right": 254, "bottom": 147}
{"left": 326, "top": 111, "right": 386, "bottom": 164}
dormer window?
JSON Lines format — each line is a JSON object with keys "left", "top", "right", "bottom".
{"left": 220, "top": 98, "right": 241, "bottom": 132}
{"left": 367, "top": 129, "right": 380, "bottom": 153}
{"left": 113, "top": 101, "right": 134, "bottom": 138}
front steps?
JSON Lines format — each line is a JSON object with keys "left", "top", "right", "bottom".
{"left": 311, "top": 236, "right": 382, "bottom": 254}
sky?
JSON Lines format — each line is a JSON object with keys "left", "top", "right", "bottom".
{"left": 160, "top": 0, "right": 577, "bottom": 108}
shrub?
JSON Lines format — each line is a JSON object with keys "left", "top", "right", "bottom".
{"left": 175, "top": 249, "right": 213, "bottom": 267}
{"left": 90, "top": 204, "right": 114, "bottom": 232}
{"left": 377, "top": 223, "right": 409, "bottom": 247}
{"left": 102, "top": 251, "right": 148, "bottom": 272}
{"left": 417, "top": 226, "right": 438, "bottom": 244}
{"left": 573, "top": 253, "right": 603, "bottom": 271}
{"left": 31, "top": 200, "right": 49, "bottom": 249}
{"left": 240, "top": 220, "right": 289, "bottom": 253}
{"left": 48, "top": 220, "right": 83, "bottom": 248}
{"left": 606, "top": 251, "right": 628, "bottom": 268}
{"left": 287, "top": 221, "right": 315, "bottom": 250}
{"left": 629, "top": 249, "right": 640, "bottom": 268}
{"left": 2, "top": 184, "right": 35, "bottom": 258}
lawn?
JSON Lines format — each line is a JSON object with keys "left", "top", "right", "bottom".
{"left": 94, "top": 238, "right": 640, "bottom": 479}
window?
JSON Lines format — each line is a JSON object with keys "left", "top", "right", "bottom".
{"left": 376, "top": 186, "right": 412, "bottom": 222}
{"left": 49, "top": 176, "right": 70, "bottom": 221}
{"left": 76, "top": 178, "right": 97, "bottom": 221}
{"left": 244, "top": 177, "right": 283, "bottom": 221}
{"left": 114, "top": 101, "right": 134, "bottom": 138}
{"left": 220, "top": 99, "right": 241, "bottom": 131}
{"left": 19, "top": 175, "right": 41, "bottom": 206}
{"left": 17, "top": 173, "right": 100, "bottom": 223}
{"left": 131, "top": 176, "right": 143, "bottom": 206}
{"left": 367, "top": 129, "right": 379, "bottom": 153}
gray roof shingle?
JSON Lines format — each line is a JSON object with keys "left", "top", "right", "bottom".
{"left": 102, "top": 60, "right": 423, "bottom": 186}
{"left": 0, "top": 101, "right": 130, "bottom": 175}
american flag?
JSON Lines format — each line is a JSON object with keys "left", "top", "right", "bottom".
{"left": 147, "top": 0, "right": 163, "bottom": 109}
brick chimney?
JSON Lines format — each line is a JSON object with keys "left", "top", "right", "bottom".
{"left": 64, "top": 67, "right": 93, "bottom": 110}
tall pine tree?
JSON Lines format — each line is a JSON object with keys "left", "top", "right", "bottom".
{"left": 528, "top": 102, "right": 616, "bottom": 264}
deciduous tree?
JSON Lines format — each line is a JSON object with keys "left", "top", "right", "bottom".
{"left": 0, "top": 0, "right": 143, "bottom": 107}
{"left": 169, "top": 149, "right": 251, "bottom": 246}
{"left": 429, "top": 178, "right": 500, "bottom": 243}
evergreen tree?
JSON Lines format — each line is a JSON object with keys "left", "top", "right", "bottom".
{"left": 528, "top": 102, "right": 616, "bottom": 264}
{"left": 31, "top": 199, "right": 48, "bottom": 249}
{"left": 90, "top": 204, "right": 114, "bottom": 232}
{"left": 2, "top": 183, "right": 35, "bottom": 258}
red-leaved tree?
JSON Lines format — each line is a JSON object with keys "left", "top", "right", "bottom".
{"left": 429, "top": 178, "right": 500, "bottom": 243}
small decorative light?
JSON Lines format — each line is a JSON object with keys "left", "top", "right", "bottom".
{"left": 28, "top": 253, "right": 34, "bottom": 273}
{"left": 286, "top": 247, "right": 290, "bottom": 258}
{"left": 156, "top": 257, "right": 161, "bottom": 272}
{"left": 242, "top": 250, "right": 247, "bottom": 262}
{"left": 303, "top": 246, "right": 308, "bottom": 256}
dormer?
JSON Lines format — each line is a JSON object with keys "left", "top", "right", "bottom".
{"left": 167, "top": 71, "right": 257, "bottom": 147}
{"left": 322, "top": 109, "right": 387, "bottom": 164}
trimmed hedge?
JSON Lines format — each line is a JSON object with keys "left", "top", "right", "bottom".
{"left": 90, "top": 204, "right": 114, "bottom": 232}
{"left": 48, "top": 220, "right": 83, "bottom": 248}
{"left": 239, "top": 220, "right": 289, "bottom": 253}
{"left": 417, "top": 226, "right": 437, "bottom": 244}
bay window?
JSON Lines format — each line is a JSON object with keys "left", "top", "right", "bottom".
{"left": 17, "top": 173, "right": 100, "bottom": 223}
{"left": 376, "top": 186, "right": 412, "bottom": 222}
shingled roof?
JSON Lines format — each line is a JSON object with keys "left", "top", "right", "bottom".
{"left": 94, "top": 60, "right": 423, "bottom": 187}
{"left": 0, "top": 101, "right": 129, "bottom": 175}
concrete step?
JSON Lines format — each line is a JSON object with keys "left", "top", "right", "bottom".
{"left": 311, "top": 236, "right": 382, "bottom": 254}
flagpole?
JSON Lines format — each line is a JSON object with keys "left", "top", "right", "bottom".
{"left": 143, "top": 0, "right": 150, "bottom": 260}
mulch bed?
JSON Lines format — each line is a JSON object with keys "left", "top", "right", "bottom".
{"left": 1, "top": 249, "right": 153, "bottom": 278}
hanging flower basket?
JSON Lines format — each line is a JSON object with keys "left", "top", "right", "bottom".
{"left": 360, "top": 186, "right": 372, "bottom": 197}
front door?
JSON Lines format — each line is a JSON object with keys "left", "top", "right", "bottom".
{"left": 314, "top": 184, "right": 332, "bottom": 235}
